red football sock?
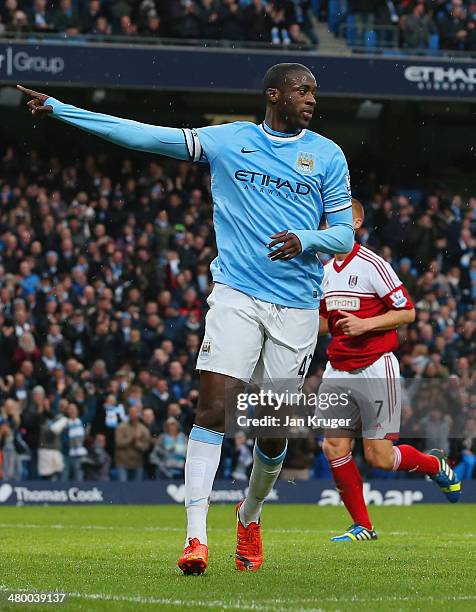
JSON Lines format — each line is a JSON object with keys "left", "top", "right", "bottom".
{"left": 329, "top": 452, "right": 372, "bottom": 530}
{"left": 392, "top": 445, "right": 439, "bottom": 475}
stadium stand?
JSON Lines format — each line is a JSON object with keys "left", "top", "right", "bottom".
{"left": 0, "top": 0, "right": 476, "bottom": 54}
{"left": 0, "top": 0, "right": 319, "bottom": 48}
{"left": 338, "top": 0, "right": 476, "bottom": 53}
{"left": 0, "top": 142, "right": 475, "bottom": 482}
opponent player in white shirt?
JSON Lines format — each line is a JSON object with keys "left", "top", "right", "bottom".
{"left": 319, "top": 199, "right": 461, "bottom": 541}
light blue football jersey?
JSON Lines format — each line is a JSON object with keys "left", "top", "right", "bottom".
{"left": 43, "top": 97, "right": 351, "bottom": 310}
{"left": 194, "top": 122, "right": 352, "bottom": 309}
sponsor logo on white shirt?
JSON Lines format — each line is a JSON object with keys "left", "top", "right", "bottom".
{"left": 325, "top": 296, "right": 360, "bottom": 311}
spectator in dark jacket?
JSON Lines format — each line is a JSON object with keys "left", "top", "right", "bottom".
{"left": 407, "top": 213, "right": 438, "bottom": 271}
{"left": 139, "top": 13, "right": 162, "bottom": 37}
{"left": 168, "top": 0, "right": 200, "bottom": 39}
{"left": 466, "top": 18, "right": 476, "bottom": 50}
{"left": 81, "top": 0, "right": 105, "bottom": 33}
{"left": 53, "top": 0, "right": 80, "bottom": 34}
{"left": 198, "top": 0, "right": 220, "bottom": 39}
{"left": 29, "top": 0, "right": 55, "bottom": 32}
{"left": 402, "top": 1, "right": 437, "bottom": 48}
{"left": 243, "top": 0, "right": 269, "bottom": 42}
{"left": 438, "top": 0, "right": 468, "bottom": 50}
{"left": 1, "top": 0, "right": 18, "bottom": 26}
{"left": 380, "top": 197, "right": 414, "bottom": 259}
{"left": 217, "top": 0, "right": 245, "bottom": 40}
{"left": 83, "top": 433, "right": 112, "bottom": 480}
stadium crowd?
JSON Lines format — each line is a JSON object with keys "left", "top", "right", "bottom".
{"left": 1, "top": 0, "right": 476, "bottom": 52}
{"left": 0, "top": 141, "right": 475, "bottom": 483}
{"left": 0, "top": 0, "right": 319, "bottom": 47}
{"left": 346, "top": 0, "right": 476, "bottom": 51}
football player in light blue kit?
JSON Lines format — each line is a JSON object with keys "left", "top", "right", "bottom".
{"left": 18, "top": 63, "right": 354, "bottom": 574}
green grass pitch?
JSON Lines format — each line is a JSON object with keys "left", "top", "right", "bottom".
{"left": 0, "top": 504, "right": 475, "bottom": 611}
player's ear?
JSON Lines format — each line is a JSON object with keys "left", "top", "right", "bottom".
{"left": 265, "top": 87, "right": 279, "bottom": 105}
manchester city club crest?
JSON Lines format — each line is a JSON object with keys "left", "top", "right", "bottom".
{"left": 296, "top": 151, "right": 315, "bottom": 174}
{"left": 348, "top": 275, "right": 358, "bottom": 287}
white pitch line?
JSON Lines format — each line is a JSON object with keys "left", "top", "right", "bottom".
{"left": 68, "top": 592, "right": 283, "bottom": 611}
{"left": 1, "top": 586, "right": 475, "bottom": 609}
{"left": 0, "top": 587, "right": 300, "bottom": 611}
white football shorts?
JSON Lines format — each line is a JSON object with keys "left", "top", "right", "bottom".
{"left": 196, "top": 283, "right": 319, "bottom": 393}
{"left": 320, "top": 352, "right": 401, "bottom": 440}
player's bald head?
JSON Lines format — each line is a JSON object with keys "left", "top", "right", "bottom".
{"left": 263, "top": 63, "right": 317, "bottom": 130}
{"left": 263, "top": 63, "right": 315, "bottom": 92}
{"left": 352, "top": 198, "right": 364, "bottom": 231}
{"left": 352, "top": 198, "right": 364, "bottom": 221}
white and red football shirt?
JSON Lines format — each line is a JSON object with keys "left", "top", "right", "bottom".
{"left": 320, "top": 243, "right": 414, "bottom": 371}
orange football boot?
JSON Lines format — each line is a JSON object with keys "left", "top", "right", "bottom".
{"left": 235, "top": 501, "right": 263, "bottom": 572}
{"left": 177, "top": 538, "right": 208, "bottom": 575}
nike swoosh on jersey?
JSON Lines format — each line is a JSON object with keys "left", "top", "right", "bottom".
{"left": 240, "top": 147, "right": 258, "bottom": 154}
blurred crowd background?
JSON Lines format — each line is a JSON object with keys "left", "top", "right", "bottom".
{"left": 1, "top": 0, "right": 476, "bottom": 53}
{"left": 0, "top": 140, "right": 475, "bottom": 483}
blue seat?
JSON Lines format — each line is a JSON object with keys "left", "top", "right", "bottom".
{"left": 365, "top": 29, "right": 377, "bottom": 48}
{"left": 428, "top": 33, "right": 439, "bottom": 54}
{"left": 328, "top": 0, "right": 343, "bottom": 35}
{"left": 345, "top": 14, "right": 357, "bottom": 46}
{"left": 310, "top": 0, "right": 320, "bottom": 16}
